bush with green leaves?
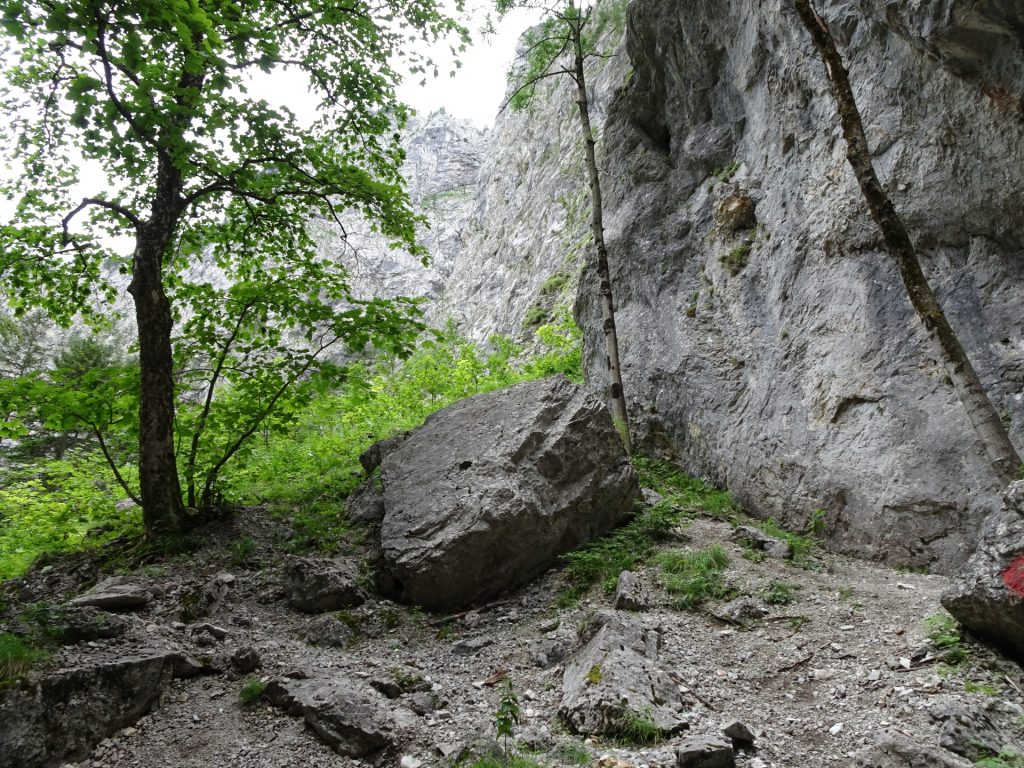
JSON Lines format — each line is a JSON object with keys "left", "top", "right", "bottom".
{"left": 0, "top": 451, "right": 141, "bottom": 579}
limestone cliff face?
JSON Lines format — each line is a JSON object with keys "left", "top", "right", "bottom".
{"left": 314, "top": 112, "right": 488, "bottom": 305}
{"left": 430, "top": 33, "right": 629, "bottom": 342}
{"left": 569, "top": 0, "right": 1024, "bottom": 570}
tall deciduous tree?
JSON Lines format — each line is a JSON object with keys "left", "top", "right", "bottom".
{"left": 794, "top": 0, "right": 1022, "bottom": 485}
{"left": 497, "top": 0, "right": 632, "bottom": 454}
{"left": 0, "top": 0, "right": 466, "bottom": 537}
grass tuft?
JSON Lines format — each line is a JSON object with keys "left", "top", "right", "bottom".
{"left": 656, "top": 543, "right": 731, "bottom": 611}
{"left": 239, "top": 676, "right": 267, "bottom": 706}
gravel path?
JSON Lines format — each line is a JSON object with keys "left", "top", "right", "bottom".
{"left": 6, "top": 508, "right": 1022, "bottom": 768}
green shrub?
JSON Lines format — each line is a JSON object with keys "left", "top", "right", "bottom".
{"left": 0, "top": 451, "right": 141, "bottom": 579}
{"left": 721, "top": 243, "right": 751, "bottom": 275}
{"left": 760, "top": 580, "right": 799, "bottom": 605}
{"left": 759, "top": 518, "right": 816, "bottom": 566}
{"left": 922, "top": 612, "right": 969, "bottom": 664}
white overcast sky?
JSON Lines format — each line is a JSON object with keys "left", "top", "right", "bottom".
{"left": 396, "top": 6, "right": 543, "bottom": 128}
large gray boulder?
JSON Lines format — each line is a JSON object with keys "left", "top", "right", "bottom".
{"left": 941, "top": 480, "right": 1024, "bottom": 661}
{"left": 376, "top": 376, "right": 640, "bottom": 611}
{"left": 560, "top": 611, "right": 691, "bottom": 737}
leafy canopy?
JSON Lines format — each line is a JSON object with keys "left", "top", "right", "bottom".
{"left": 0, "top": 0, "right": 468, "bottom": 318}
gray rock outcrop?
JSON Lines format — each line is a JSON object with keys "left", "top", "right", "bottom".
{"left": 941, "top": 480, "right": 1024, "bottom": 661}
{"left": 560, "top": 611, "right": 691, "bottom": 737}
{"left": 676, "top": 736, "right": 736, "bottom": 768}
{"left": 67, "top": 577, "right": 151, "bottom": 611}
{"left": 567, "top": 0, "right": 1024, "bottom": 571}
{"left": 375, "top": 375, "right": 639, "bottom": 611}
{"left": 0, "top": 651, "right": 202, "bottom": 768}
{"left": 852, "top": 730, "right": 972, "bottom": 768}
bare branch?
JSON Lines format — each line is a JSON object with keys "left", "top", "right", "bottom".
{"left": 61, "top": 197, "right": 141, "bottom": 245}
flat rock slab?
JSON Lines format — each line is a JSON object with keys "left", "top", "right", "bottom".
{"left": 942, "top": 481, "right": 1024, "bottom": 661}
{"left": 560, "top": 611, "right": 691, "bottom": 737}
{"left": 676, "top": 736, "right": 735, "bottom": 767}
{"left": 265, "top": 677, "right": 401, "bottom": 757}
{"left": 67, "top": 577, "right": 152, "bottom": 611}
{"left": 377, "top": 375, "right": 639, "bottom": 611}
{"left": 0, "top": 650, "right": 200, "bottom": 768}
{"left": 852, "top": 730, "right": 971, "bottom": 767}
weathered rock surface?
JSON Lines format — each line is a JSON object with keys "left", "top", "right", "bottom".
{"left": 376, "top": 375, "right": 640, "bottom": 611}
{"left": 941, "top": 480, "right": 1024, "bottom": 660}
{"left": 264, "top": 676, "right": 400, "bottom": 758}
{"left": 67, "top": 577, "right": 152, "bottom": 611}
{"left": 676, "top": 736, "right": 735, "bottom": 768}
{"left": 613, "top": 570, "right": 651, "bottom": 611}
{"left": 571, "top": 0, "right": 1024, "bottom": 572}
{"left": 0, "top": 651, "right": 199, "bottom": 768}
{"left": 930, "top": 698, "right": 1024, "bottom": 762}
{"left": 283, "top": 558, "right": 364, "bottom": 614}
{"left": 560, "top": 611, "right": 691, "bottom": 737}
{"left": 852, "top": 730, "right": 972, "bottom": 768}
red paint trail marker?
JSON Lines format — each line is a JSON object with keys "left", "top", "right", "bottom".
{"left": 1004, "top": 554, "right": 1024, "bottom": 598}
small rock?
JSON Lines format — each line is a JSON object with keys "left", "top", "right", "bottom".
{"left": 190, "top": 623, "right": 228, "bottom": 640}
{"left": 731, "top": 526, "right": 792, "bottom": 559}
{"left": 676, "top": 736, "right": 735, "bottom": 768}
{"left": 452, "top": 636, "right": 494, "bottom": 655}
{"left": 719, "top": 597, "right": 769, "bottom": 626}
{"left": 642, "top": 488, "right": 664, "bottom": 506}
{"left": 613, "top": 570, "right": 651, "bottom": 611}
{"left": 284, "top": 558, "right": 365, "bottom": 614}
{"left": 722, "top": 720, "right": 755, "bottom": 747}
{"left": 304, "top": 615, "right": 355, "bottom": 648}
{"left": 400, "top": 756, "right": 423, "bottom": 768}
{"left": 231, "top": 645, "right": 261, "bottom": 674}
{"left": 829, "top": 723, "right": 844, "bottom": 736}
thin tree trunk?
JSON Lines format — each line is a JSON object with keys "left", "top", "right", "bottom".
{"left": 795, "top": 0, "right": 1022, "bottom": 485}
{"left": 571, "top": 15, "right": 632, "bottom": 455}
{"left": 128, "top": 152, "right": 188, "bottom": 537}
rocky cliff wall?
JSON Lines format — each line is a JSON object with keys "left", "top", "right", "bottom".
{"left": 430, "top": 27, "right": 629, "bottom": 342}
{"left": 571, "top": 0, "right": 1024, "bottom": 570}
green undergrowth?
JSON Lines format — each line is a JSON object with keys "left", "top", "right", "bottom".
{"left": 607, "top": 706, "right": 667, "bottom": 746}
{"left": 923, "top": 612, "right": 970, "bottom": 665}
{"left": 0, "top": 631, "right": 50, "bottom": 685}
{"left": 559, "top": 458, "right": 736, "bottom": 606}
{"left": 0, "top": 452, "right": 143, "bottom": 579}
{"left": 758, "top": 517, "right": 818, "bottom": 567}
{"left": 0, "top": 316, "right": 582, "bottom": 576}
{"left": 656, "top": 543, "right": 732, "bottom": 611}
{"left": 632, "top": 457, "right": 737, "bottom": 518}
{"left": 976, "top": 750, "right": 1024, "bottom": 768}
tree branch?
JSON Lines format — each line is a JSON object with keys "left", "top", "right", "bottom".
{"left": 61, "top": 197, "right": 142, "bottom": 245}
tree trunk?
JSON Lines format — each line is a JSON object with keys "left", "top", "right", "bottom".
{"left": 128, "top": 153, "right": 188, "bottom": 537}
{"left": 571, "top": 17, "right": 632, "bottom": 455}
{"left": 795, "top": 0, "right": 1022, "bottom": 485}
